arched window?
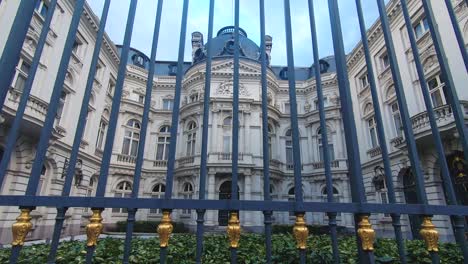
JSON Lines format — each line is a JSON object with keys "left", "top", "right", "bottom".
{"left": 36, "top": 165, "right": 47, "bottom": 196}
{"left": 285, "top": 129, "right": 293, "bottom": 169}
{"left": 112, "top": 181, "right": 132, "bottom": 213}
{"left": 84, "top": 176, "right": 98, "bottom": 213}
{"left": 150, "top": 183, "right": 166, "bottom": 214}
{"left": 186, "top": 121, "right": 197, "bottom": 156}
{"left": 181, "top": 183, "right": 194, "bottom": 214}
{"left": 317, "top": 127, "right": 335, "bottom": 162}
{"left": 122, "top": 119, "right": 141, "bottom": 156}
{"left": 373, "top": 166, "right": 390, "bottom": 217}
{"left": 322, "top": 186, "right": 341, "bottom": 218}
{"left": 156, "top": 126, "right": 171, "bottom": 160}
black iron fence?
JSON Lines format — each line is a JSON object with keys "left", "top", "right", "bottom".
{"left": 0, "top": 0, "right": 467, "bottom": 263}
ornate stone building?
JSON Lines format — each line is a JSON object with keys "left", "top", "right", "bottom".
{"left": 0, "top": 0, "right": 466, "bottom": 243}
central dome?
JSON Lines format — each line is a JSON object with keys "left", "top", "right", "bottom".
{"left": 192, "top": 26, "right": 262, "bottom": 64}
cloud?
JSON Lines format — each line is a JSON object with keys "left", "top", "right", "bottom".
{"left": 87, "top": 0, "right": 387, "bottom": 67}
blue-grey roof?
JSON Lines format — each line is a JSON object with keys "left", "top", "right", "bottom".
{"left": 116, "top": 28, "right": 336, "bottom": 80}
{"left": 192, "top": 26, "right": 261, "bottom": 64}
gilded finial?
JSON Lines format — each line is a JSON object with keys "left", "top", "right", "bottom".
{"left": 157, "top": 210, "right": 173, "bottom": 248}
{"left": 357, "top": 215, "right": 375, "bottom": 251}
{"left": 420, "top": 216, "right": 439, "bottom": 252}
{"left": 12, "top": 209, "right": 33, "bottom": 246}
{"left": 86, "top": 209, "right": 103, "bottom": 247}
{"left": 293, "top": 213, "right": 309, "bottom": 250}
{"left": 227, "top": 211, "right": 241, "bottom": 248}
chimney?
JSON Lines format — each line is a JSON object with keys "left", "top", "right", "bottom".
{"left": 191, "top": 32, "right": 204, "bottom": 63}
{"left": 265, "top": 35, "right": 272, "bottom": 65}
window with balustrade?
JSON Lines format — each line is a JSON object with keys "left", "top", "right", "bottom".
{"left": 156, "top": 125, "right": 170, "bottom": 161}
{"left": 285, "top": 129, "right": 293, "bottom": 169}
{"left": 317, "top": 127, "right": 334, "bottom": 162}
{"left": 122, "top": 119, "right": 141, "bottom": 156}
{"left": 186, "top": 121, "right": 197, "bottom": 156}
{"left": 427, "top": 74, "right": 447, "bottom": 107}
{"left": 11, "top": 58, "right": 31, "bottom": 92}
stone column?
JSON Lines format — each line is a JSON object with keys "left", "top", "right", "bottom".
{"left": 244, "top": 173, "right": 252, "bottom": 226}
{"left": 206, "top": 172, "right": 216, "bottom": 225}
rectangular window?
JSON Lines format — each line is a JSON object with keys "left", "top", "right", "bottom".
{"left": 368, "top": 117, "right": 378, "bottom": 148}
{"left": 163, "top": 99, "right": 173, "bottom": 110}
{"left": 359, "top": 74, "right": 369, "bottom": 89}
{"left": 427, "top": 75, "right": 446, "bottom": 107}
{"left": 55, "top": 91, "right": 67, "bottom": 125}
{"left": 156, "top": 136, "right": 169, "bottom": 160}
{"left": 13, "top": 59, "right": 31, "bottom": 92}
{"left": 223, "top": 135, "right": 231, "bottom": 153}
{"left": 35, "top": 0, "right": 48, "bottom": 18}
{"left": 314, "top": 97, "right": 329, "bottom": 110}
{"left": 96, "top": 120, "right": 107, "bottom": 149}
{"left": 284, "top": 103, "right": 290, "bottom": 114}
{"left": 413, "top": 17, "right": 429, "bottom": 39}
{"left": 319, "top": 144, "right": 335, "bottom": 162}
{"left": 286, "top": 140, "right": 293, "bottom": 166}
{"left": 381, "top": 53, "right": 390, "bottom": 69}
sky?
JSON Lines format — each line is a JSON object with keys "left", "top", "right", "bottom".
{"left": 87, "top": 0, "right": 389, "bottom": 67}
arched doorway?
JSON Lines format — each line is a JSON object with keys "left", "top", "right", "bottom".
{"left": 218, "top": 180, "right": 239, "bottom": 226}
{"left": 444, "top": 151, "right": 468, "bottom": 231}
{"left": 401, "top": 167, "right": 421, "bottom": 239}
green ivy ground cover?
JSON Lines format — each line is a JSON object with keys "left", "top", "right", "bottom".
{"left": 0, "top": 234, "right": 463, "bottom": 263}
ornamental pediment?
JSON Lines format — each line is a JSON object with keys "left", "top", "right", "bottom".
{"left": 211, "top": 61, "right": 260, "bottom": 75}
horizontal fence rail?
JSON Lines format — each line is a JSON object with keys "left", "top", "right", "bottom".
{"left": 0, "top": 0, "right": 467, "bottom": 263}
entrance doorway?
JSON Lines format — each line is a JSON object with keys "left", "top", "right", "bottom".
{"left": 218, "top": 180, "right": 239, "bottom": 226}
{"left": 401, "top": 167, "right": 421, "bottom": 239}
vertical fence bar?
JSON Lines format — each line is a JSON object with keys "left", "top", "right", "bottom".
{"left": 159, "top": 0, "right": 189, "bottom": 263}
{"left": 327, "top": 0, "right": 376, "bottom": 263}
{"left": 229, "top": 1, "right": 241, "bottom": 263}
{"left": 421, "top": 0, "right": 468, "bottom": 181}
{"left": 353, "top": 0, "right": 407, "bottom": 262}
{"left": 8, "top": 1, "right": 86, "bottom": 263}
{"left": 442, "top": 0, "right": 468, "bottom": 71}
{"left": 47, "top": 1, "right": 110, "bottom": 262}
{"left": 0, "top": 0, "right": 58, "bottom": 190}
{"left": 307, "top": 1, "right": 340, "bottom": 262}
{"left": 375, "top": 0, "right": 440, "bottom": 262}
{"left": 259, "top": 0, "right": 272, "bottom": 263}
{"left": 283, "top": 1, "right": 307, "bottom": 263}
{"left": 0, "top": 1, "right": 36, "bottom": 111}
{"left": 86, "top": 1, "right": 138, "bottom": 263}
{"left": 400, "top": 0, "right": 468, "bottom": 260}
{"left": 122, "top": 1, "right": 163, "bottom": 264}
{"left": 196, "top": 0, "right": 215, "bottom": 262}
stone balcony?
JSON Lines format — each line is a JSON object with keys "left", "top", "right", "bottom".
{"left": 3, "top": 89, "right": 48, "bottom": 130}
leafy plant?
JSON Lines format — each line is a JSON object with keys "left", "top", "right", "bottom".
{"left": 0, "top": 234, "right": 463, "bottom": 263}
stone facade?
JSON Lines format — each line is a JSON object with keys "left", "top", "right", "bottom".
{"left": 0, "top": 0, "right": 466, "bottom": 244}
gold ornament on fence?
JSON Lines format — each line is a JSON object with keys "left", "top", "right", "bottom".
{"left": 227, "top": 212, "right": 241, "bottom": 248}
{"left": 157, "top": 210, "right": 173, "bottom": 248}
{"left": 293, "top": 213, "right": 309, "bottom": 250}
{"left": 86, "top": 209, "right": 103, "bottom": 247}
{"left": 12, "top": 209, "right": 33, "bottom": 246}
{"left": 357, "top": 215, "right": 375, "bottom": 251}
{"left": 420, "top": 216, "right": 439, "bottom": 252}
